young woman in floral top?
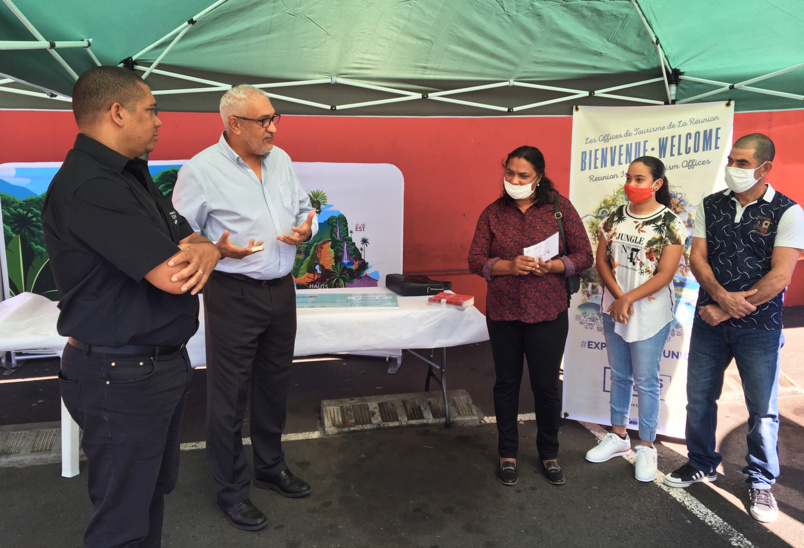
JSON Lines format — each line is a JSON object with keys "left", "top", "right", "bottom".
{"left": 469, "top": 146, "right": 593, "bottom": 487}
{"left": 585, "top": 156, "right": 685, "bottom": 482}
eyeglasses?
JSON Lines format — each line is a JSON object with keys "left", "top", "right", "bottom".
{"left": 233, "top": 114, "right": 281, "bottom": 128}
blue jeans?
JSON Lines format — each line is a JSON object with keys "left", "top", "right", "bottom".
{"left": 603, "top": 314, "right": 671, "bottom": 443}
{"left": 685, "top": 318, "right": 782, "bottom": 488}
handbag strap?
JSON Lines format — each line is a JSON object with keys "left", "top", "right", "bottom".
{"left": 554, "top": 193, "right": 576, "bottom": 307}
{"left": 553, "top": 193, "right": 567, "bottom": 257}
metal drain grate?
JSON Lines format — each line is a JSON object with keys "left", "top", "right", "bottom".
{"left": 321, "top": 389, "right": 481, "bottom": 435}
{"left": 0, "top": 426, "right": 66, "bottom": 467}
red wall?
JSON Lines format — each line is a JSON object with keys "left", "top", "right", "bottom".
{"left": 2, "top": 109, "right": 803, "bottom": 310}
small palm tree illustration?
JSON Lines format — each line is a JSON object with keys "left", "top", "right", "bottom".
{"left": 360, "top": 237, "right": 369, "bottom": 260}
{"left": 308, "top": 190, "right": 328, "bottom": 214}
{"left": 328, "top": 262, "right": 350, "bottom": 288}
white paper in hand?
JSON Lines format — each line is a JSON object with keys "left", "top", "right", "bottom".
{"left": 523, "top": 232, "right": 560, "bottom": 262}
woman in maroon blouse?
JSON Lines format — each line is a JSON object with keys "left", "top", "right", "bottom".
{"left": 469, "top": 145, "right": 593, "bottom": 487}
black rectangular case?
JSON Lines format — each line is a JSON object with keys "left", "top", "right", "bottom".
{"left": 385, "top": 274, "right": 452, "bottom": 296}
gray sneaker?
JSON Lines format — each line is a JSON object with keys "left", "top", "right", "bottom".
{"left": 749, "top": 488, "right": 778, "bottom": 523}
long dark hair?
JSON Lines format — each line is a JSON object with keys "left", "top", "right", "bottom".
{"left": 501, "top": 145, "right": 556, "bottom": 206}
{"left": 632, "top": 155, "right": 671, "bottom": 208}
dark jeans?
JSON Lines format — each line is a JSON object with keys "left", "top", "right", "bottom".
{"left": 204, "top": 271, "right": 297, "bottom": 506}
{"left": 487, "top": 310, "right": 568, "bottom": 460}
{"left": 59, "top": 344, "right": 192, "bottom": 548}
{"left": 685, "top": 318, "right": 783, "bottom": 487}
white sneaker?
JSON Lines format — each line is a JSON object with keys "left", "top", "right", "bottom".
{"left": 585, "top": 432, "right": 631, "bottom": 463}
{"left": 634, "top": 445, "right": 658, "bottom": 482}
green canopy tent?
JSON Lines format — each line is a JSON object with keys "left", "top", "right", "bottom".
{"left": 1, "top": 0, "right": 803, "bottom": 116}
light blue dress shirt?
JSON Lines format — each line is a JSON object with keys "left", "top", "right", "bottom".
{"left": 173, "top": 132, "right": 318, "bottom": 280}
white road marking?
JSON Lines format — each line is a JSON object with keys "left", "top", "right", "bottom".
{"left": 581, "top": 421, "right": 754, "bottom": 548}
{"left": 180, "top": 430, "right": 322, "bottom": 452}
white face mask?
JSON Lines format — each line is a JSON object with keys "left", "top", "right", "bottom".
{"left": 504, "top": 177, "right": 537, "bottom": 200}
{"left": 724, "top": 162, "right": 766, "bottom": 193}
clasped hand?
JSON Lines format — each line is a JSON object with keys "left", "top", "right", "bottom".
{"left": 607, "top": 295, "right": 634, "bottom": 325}
{"left": 698, "top": 289, "right": 758, "bottom": 326}
{"left": 510, "top": 255, "right": 551, "bottom": 277}
{"left": 168, "top": 240, "right": 221, "bottom": 295}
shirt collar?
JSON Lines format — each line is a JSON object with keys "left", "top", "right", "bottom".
{"left": 74, "top": 133, "right": 131, "bottom": 175}
{"left": 724, "top": 183, "right": 776, "bottom": 203}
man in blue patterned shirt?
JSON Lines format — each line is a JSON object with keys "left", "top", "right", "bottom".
{"left": 663, "top": 133, "right": 804, "bottom": 523}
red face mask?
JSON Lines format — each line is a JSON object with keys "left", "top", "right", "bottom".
{"left": 624, "top": 183, "right": 656, "bottom": 204}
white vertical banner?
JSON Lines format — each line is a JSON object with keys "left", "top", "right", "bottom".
{"left": 563, "top": 102, "right": 734, "bottom": 438}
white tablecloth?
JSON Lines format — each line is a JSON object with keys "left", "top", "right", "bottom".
{"left": 2, "top": 289, "right": 489, "bottom": 363}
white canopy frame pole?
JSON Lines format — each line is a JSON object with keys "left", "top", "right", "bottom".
{"left": 428, "top": 96, "right": 509, "bottom": 112}
{"left": 513, "top": 93, "right": 588, "bottom": 112}
{"left": 594, "top": 77, "right": 666, "bottom": 104}
{"left": 334, "top": 77, "right": 420, "bottom": 110}
{"left": 258, "top": 79, "right": 332, "bottom": 89}
{"left": 427, "top": 81, "right": 512, "bottom": 112}
{"left": 0, "top": 71, "right": 70, "bottom": 100}
{"left": 130, "top": 0, "right": 229, "bottom": 61}
{"left": 594, "top": 93, "right": 664, "bottom": 105}
{"left": 85, "top": 39, "right": 102, "bottom": 67}
{"left": 135, "top": 66, "right": 334, "bottom": 109}
{"left": 140, "top": 24, "right": 195, "bottom": 80}
{"left": 151, "top": 85, "right": 332, "bottom": 110}
{"left": 335, "top": 95, "right": 420, "bottom": 111}
{"left": 428, "top": 81, "right": 511, "bottom": 98}
{"left": 512, "top": 81, "right": 588, "bottom": 112}
{"left": 0, "top": 85, "right": 70, "bottom": 101}
{"left": 678, "top": 62, "right": 804, "bottom": 104}
{"left": 676, "top": 76, "right": 736, "bottom": 103}
{"left": 134, "top": 66, "right": 233, "bottom": 88}
{"left": 0, "top": 40, "right": 91, "bottom": 50}
{"left": 255, "top": 92, "right": 330, "bottom": 110}
{"left": 335, "top": 77, "right": 420, "bottom": 98}
{"left": 734, "top": 62, "right": 804, "bottom": 88}
{"left": 512, "top": 78, "right": 665, "bottom": 111}
{"left": 630, "top": 0, "right": 674, "bottom": 102}
{"left": 736, "top": 85, "right": 803, "bottom": 102}
{"left": 2, "top": 0, "right": 81, "bottom": 80}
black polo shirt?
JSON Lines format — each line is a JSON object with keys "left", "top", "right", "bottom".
{"left": 42, "top": 134, "right": 199, "bottom": 346}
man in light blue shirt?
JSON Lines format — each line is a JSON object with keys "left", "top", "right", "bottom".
{"left": 173, "top": 85, "right": 317, "bottom": 532}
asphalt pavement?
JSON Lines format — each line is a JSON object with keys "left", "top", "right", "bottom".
{"left": 1, "top": 308, "right": 803, "bottom": 547}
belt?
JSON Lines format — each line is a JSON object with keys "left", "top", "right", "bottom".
{"left": 67, "top": 337, "right": 184, "bottom": 357}
{"left": 216, "top": 271, "right": 291, "bottom": 287}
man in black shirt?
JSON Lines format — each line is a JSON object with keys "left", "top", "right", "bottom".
{"left": 42, "top": 66, "right": 221, "bottom": 547}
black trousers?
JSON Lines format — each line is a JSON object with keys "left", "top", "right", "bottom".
{"left": 203, "top": 271, "right": 297, "bottom": 506}
{"left": 487, "top": 310, "right": 568, "bottom": 461}
{"left": 59, "top": 344, "right": 192, "bottom": 548}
